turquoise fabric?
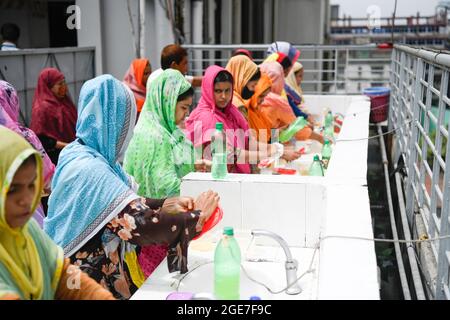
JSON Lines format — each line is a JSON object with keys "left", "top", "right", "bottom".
{"left": 44, "top": 75, "right": 139, "bottom": 256}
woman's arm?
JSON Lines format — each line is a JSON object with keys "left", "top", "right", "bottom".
{"left": 55, "top": 258, "right": 115, "bottom": 300}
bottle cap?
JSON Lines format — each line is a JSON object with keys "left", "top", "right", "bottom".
{"left": 313, "top": 154, "right": 320, "bottom": 161}
{"left": 216, "top": 122, "right": 223, "bottom": 130}
{"left": 223, "top": 226, "right": 234, "bottom": 236}
{"left": 249, "top": 296, "right": 262, "bottom": 300}
{"left": 324, "top": 139, "right": 330, "bottom": 145}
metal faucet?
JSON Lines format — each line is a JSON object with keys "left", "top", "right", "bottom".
{"left": 251, "top": 229, "right": 302, "bottom": 295}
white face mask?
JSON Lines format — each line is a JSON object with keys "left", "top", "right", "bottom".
{"left": 117, "top": 85, "right": 137, "bottom": 164}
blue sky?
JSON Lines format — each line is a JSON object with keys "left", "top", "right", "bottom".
{"left": 330, "top": 0, "right": 442, "bottom": 18}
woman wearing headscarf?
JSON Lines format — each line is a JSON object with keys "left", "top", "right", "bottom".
{"left": 267, "top": 41, "right": 301, "bottom": 66}
{"left": 185, "top": 66, "right": 301, "bottom": 173}
{"left": 0, "top": 80, "right": 55, "bottom": 227}
{"left": 123, "top": 58, "right": 152, "bottom": 115}
{"left": 225, "top": 55, "right": 261, "bottom": 119}
{"left": 124, "top": 69, "right": 215, "bottom": 279}
{"left": 244, "top": 73, "right": 273, "bottom": 143}
{"left": 264, "top": 52, "right": 311, "bottom": 121}
{"left": 0, "top": 127, "right": 114, "bottom": 300}
{"left": 259, "top": 62, "right": 324, "bottom": 144}
{"left": 30, "top": 68, "right": 77, "bottom": 165}
{"left": 44, "top": 75, "right": 219, "bottom": 299}
{"left": 124, "top": 69, "right": 201, "bottom": 199}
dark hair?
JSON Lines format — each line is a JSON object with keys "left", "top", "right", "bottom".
{"left": 249, "top": 68, "right": 261, "bottom": 82}
{"left": 214, "top": 71, "right": 233, "bottom": 84}
{"left": 177, "top": 86, "right": 194, "bottom": 101}
{"left": 279, "top": 56, "right": 292, "bottom": 72}
{"left": 1, "top": 23, "right": 20, "bottom": 42}
{"left": 21, "top": 154, "right": 37, "bottom": 168}
{"left": 161, "top": 44, "right": 188, "bottom": 70}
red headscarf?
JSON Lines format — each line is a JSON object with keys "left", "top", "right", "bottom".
{"left": 31, "top": 68, "right": 77, "bottom": 143}
{"left": 123, "top": 58, "right": 150, "bottom": 112}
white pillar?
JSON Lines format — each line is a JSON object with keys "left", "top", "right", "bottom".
{"left": 76, "top": 0, "right": 103, "bottom": 75}
{"left": 192, "top": 0, "right": 203, "bottom": 75}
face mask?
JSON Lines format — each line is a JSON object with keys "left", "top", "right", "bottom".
{"left": 58, "top": 85, "right": 68, "bottom": 97}
{"left": 241, "top": 86, "right": 255, "bottom": 100}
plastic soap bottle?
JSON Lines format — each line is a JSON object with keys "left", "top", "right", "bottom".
{"left": 279, "top": 116, "right": 308, "bottom": 143}
{"left": 309, "top": 154, "right": 325, "bottom": 176}
{"left": 214, "top": 227, "right": 241, "bottom": 300}
{"left": 321, "top": 139, "right": 332, "bottom": 169}
{"left": 324, "top": 110, "right": 333, "bottom": 128}
{"left": 211, "top": 122, "right": 228, "bottom": 179}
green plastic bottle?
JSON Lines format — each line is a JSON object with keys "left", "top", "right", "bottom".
{"left": 214, "top": 227, "right": 241, "bottom": 300}
{"left": 323, "top": 111, "right": 334, "bottom": 141}
{"left": 211, "top": 122, "right": 228, "bottom": 179}
{"left": 321, "top": 139, "right": 332, "bottom": 169}
{"left": 324, "top": 111, "right": 333, "bottom": 128}
{"left": 309, "top": 154, "right": 325, "bottom": 176}
{"left": 279, "top": 116, "right": 308, "bottom": 143}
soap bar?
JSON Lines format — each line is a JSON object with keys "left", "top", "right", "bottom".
{"left": 166, "top": 292, "right": 195, "bottom": 300}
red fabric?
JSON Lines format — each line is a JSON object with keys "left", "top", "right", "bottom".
{"left": 137, "top": 207, "right": 223, "bottom": 277}
{"left": 31, "top": 68, "right": 77, "bottom": 143}
{"left": 193, "top": 206, "right": 223, "bottom": 240}
{"left": 137, "top": 244, "right": 168, "bottom": 278}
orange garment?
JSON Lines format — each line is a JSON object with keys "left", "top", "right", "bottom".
{"left": 1, "top": 259, "right": 115, "bottom": 300}
{"left": 245, "top": 73, "right": 273, "bottom": 143}
{"left": 259, "top": 62, "right": 311, "bottom": 141}
{"left": 123, "top": 59, "right": 150, "bottom": 113}
{"left": 226, "top": 55, "right": 258, "bottom": 108}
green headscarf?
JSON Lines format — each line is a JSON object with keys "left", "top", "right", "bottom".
{"left": 124, "top": 69, "right": 194, "bottom": 198}
{"left": 0, "top": 126, "right": 64, "bottom": 299}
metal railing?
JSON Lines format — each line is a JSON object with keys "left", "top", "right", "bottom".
{"left": 389, "top": 44, "right": 450, "bottom": 299}
{"left": 0, "top": 47, "right": 96, "bottom": 126}
{"left": 183, "top": 44, "right": 392, "bottom": 95}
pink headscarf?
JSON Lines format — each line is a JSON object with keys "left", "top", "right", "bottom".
{"left": 0, "top": 80, "right": 55, "bottom": 228}
{"left": 185, "top": 65, "right": 251, "bottom": 174}
{"left": 0, "top": 80, "right": 55, "bottom": 188}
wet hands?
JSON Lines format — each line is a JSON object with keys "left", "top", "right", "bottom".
{"left": 194, "top": 190, "right": 220, "bottom": 232}
{"left": 162, "top": 196, "right": 195, "bottom": 214}
{"left": 281, "top": 145, "right": 302, "bottom": 161}
{"left": 194, "top": 159, "right": 212, "bottom": 172}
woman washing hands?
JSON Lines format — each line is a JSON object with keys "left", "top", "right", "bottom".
{"left": 44, "top": 75, "right": 222, "bottom": 299}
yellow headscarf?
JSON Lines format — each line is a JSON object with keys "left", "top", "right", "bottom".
{"left": 226, "top": 55, "right": 258, "bottom": 108}
{"left": 0, "top": 126, "right": 45, "bottom": 299}
{"left": 286, "top": 62, "right": 304, "bottom": 98}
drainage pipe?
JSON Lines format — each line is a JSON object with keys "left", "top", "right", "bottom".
{"left": 394, "top": 170, "right": 427, "bottom": 299}
{"left": 377, "top": 124, "right": 411, "bottom": 299}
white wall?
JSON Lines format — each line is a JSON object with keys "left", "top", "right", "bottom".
{"left": 76, "top": 0, "right": 175, "bottom": 78}
{"left": 76, "top": 0, "right": 103, "bottom": 75}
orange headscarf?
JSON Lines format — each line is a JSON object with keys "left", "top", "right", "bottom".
{"left": 225, "top": 55, "right": 258, "bottom": 108}
{"left": 259, "top": 62, "right": 312, "bottom": 141}
{"left": 245, "top": 73, "right": 273, "bottom": 143}
{"left": 123, "top": 58, "right": 150, "bottom": 112}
